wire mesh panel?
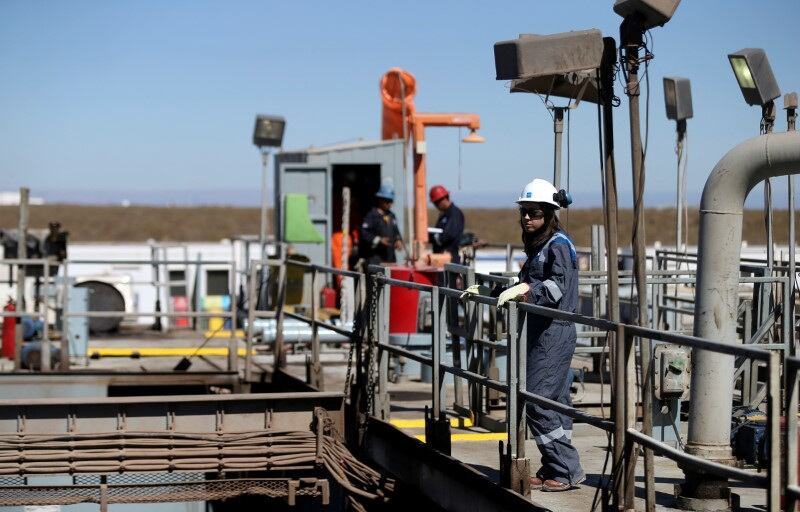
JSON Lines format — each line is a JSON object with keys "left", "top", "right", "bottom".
{"left": 0, "top": 476, "right": 328, "bottom": 506}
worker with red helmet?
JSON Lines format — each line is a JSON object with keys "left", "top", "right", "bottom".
{"left": 428, "top": 185, "right": 465, "bottom": 264}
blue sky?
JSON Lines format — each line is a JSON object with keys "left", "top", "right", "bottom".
{"left": 1, "top": 0, "right": 799, "bottom": 207}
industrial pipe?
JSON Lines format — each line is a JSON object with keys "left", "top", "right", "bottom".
{"left": 683, "top": 131, "right": 800, "bottom": 505}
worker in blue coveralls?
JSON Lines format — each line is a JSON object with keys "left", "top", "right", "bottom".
{"left": 462, "top": 178, "right": 585, "bottom": 492}
{"left": 428, "top": 185, "right": 465, "bottom": 264}
{"left": 359, "top": 183, "right": 403, "bottom": 266}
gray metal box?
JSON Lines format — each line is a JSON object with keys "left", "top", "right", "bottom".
{"left": 494, "top": 29, "right": 604, "bottom": 81}
{"left": 68, "top": 286, "right": 89, "bottom": 358}
{"left": 613, "top": 0, "right": 681, "bottom": 29}
{"left": 785, "top": 92, "right": 798, "bottom": 110}
{"left": 663, "top": 76, "right": 693, "bottom": 121}
{"left": 653, "top": 344, "right": 690, "bottom": 400}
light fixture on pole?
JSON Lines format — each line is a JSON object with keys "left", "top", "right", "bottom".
{"left": 663, "top": 76, "right": 692, "bottom": 253}
{"left": 614, "top": 2, "right": 681, "bottom": 509}
{"left": 727, "top": 48, "right": 781, "bottom": 274}
{"left": 494, "top": 29, "right": 604, "bottom": 190}
{"left": 728, "top": 48, "right": 781, "bottom": 108}
{"left": 252, "top": 114, "right": 286, "bottom": 251}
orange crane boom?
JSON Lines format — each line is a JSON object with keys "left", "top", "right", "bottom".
{"left": 380, "top": 68, "right": 484, "bottom": 261}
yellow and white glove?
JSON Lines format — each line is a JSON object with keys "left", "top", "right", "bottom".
{"left": 496, "top": 283, "right": 530, "bottom": 308}
{"left": 459, "top": 284, "right": 491, "bottom": 300}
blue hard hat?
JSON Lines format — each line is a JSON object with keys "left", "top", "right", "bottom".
{"left": 375, "top": 183, "right": 395, "bottom": 201}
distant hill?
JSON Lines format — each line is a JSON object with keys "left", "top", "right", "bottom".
{"left": 0, "top": 204, "right": 796, "bottom": 247}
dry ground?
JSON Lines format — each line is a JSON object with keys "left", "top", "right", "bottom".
{"left": 0, "top": 204, "right": 797, "bottom": 247}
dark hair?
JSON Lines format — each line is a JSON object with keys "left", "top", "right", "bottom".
{"left": 521, "top": 205, "right": 563, "bottom": 255}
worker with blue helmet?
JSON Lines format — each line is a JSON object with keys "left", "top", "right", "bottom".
{"left": 462, "top": 178, "right": 584, "bottom": 492}
{"left": 358, "top": 181, "right": 404, "bottom": 265}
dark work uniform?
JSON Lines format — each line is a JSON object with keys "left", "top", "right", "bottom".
{"left": 431, "top": 203, "right": 464, "bottom": 264}
{"left": 359, "top": 207, "right": 402, "bottom": 265}
{"left": 518, "top": 229, "right": 585, "bottom": 485}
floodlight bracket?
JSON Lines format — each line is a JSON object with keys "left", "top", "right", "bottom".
{"left": 568, "top": 76, "right": 592, "bottom": 109}
{"left": 761, "top": 101, "right": 777, "bottom": 134}
{"left": 676, "top": 119, "right": 687, "bottom": 139}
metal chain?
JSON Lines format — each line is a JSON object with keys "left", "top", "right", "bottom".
{"left": 343, "top": 337, "right": 356, "bottom": 396}
{"left": 365, "top": 275, "right": 382, "bottom": 415}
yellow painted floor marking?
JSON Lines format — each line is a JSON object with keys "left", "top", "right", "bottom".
{"left": 414, "top": 432, "right": 507, "bottom": 442}
{"left": 203, "top": 330, "right": 245, "bottom": 338}
{"left": 88, "top": 347, "right": 254, "bottom": 357}
{"left": 390, "top": 418, "right": 474, "bottom": 429}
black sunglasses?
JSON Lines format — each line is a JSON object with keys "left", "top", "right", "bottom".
{"left": 519, "top": 207, "right": 545, "bottom": 219}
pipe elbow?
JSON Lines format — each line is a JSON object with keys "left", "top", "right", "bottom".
{"left": 700, "top": 131, "right": 800, "bottom": 215}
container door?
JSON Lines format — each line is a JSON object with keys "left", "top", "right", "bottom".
{"left": 277, "top": 164, "right": 330, "bottom": 266}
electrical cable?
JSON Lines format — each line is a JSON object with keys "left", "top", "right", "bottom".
{"left": 565, "top": 107, "right": 571, "bottom": 230}
{"left": 590, "top": 66, "right": 613, "bottom": 512}
{"left": 458, "top": 127, "right": 463, "bottom": 191}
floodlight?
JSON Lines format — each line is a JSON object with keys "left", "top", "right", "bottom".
{"left": 727, "top": 49, "right": 780, "bottom": 106}
{"left": 461, "top": 129, "right": 485, "bottom": 143}
{"left": 613, "top": 0, "right": 681, "bottom": 29}
{"left": 494, "top": 29, "right": 604, "bottom": 103}
{"left": 252, "top": 115, "right": 286, "bottom": 148}
{"left": 785, "top": 92, "right": 798, "bottom": 111}
{"left": 663, "top": 77, "right": 693, "bottom": 121}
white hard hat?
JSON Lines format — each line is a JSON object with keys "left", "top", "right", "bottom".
{"left": 516, "top": 178, "right": 561, "bottom": 209}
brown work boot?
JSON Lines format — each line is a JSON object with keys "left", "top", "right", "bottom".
{"left": 541, "top": 478, "right": 583, "bottom": 492}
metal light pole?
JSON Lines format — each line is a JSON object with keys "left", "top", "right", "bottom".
{"left": 786, "top": 92, "right": 797, "bottom": 355}
{"left": 252, "top": 115, "right": 286, "bottom": 257}
{"left": 552, "top": 106, "right": 565, "bottom": 190}
{"left": 615, "top": 1, "right": 683, "bottom": 507}
{"left": 663, "top": 77, "right": 693, "bottom": 252}
{"left": 14, "top": 187, "right": 29, "bottom": 371}
{"left": 259, "top": 148, "right": 271, "bottom": 250}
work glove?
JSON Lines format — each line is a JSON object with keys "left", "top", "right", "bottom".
{"left": 496, "top": 283, "right": 530, "bottom": 309}
{"left": 459, "top": 284, "right": 491, "bottom": 300}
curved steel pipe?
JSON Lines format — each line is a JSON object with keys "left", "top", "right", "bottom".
{"left": 684, "top": 131, "right": 800, "bottom": 503}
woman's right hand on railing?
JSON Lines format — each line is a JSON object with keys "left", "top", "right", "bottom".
{"left": 459, "top": 284, "right": 491, "bottom": 300}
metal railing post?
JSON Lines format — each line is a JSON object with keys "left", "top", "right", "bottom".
{"left": 354, "top": 274, "right": 365, "bottom": 394}
{"left": 431, "top": 286, "right": 444, "bottom": 418}
{"left": 428, "top": 285, "right": 451, "bottom": 454}
{"left": 784, "top": 275, "right": 792, "bottom": 359}
{"left": 274, "top": 260, "right": 288, "bottom": 369}
{"left": 60, "top": 261, "right": 70, "bottom": 371}
{"left": 506, "top": 301, "right": 519, "bottom": 456}
{"left": 454, "top": 269, "right": 475, "bottom": 416}
{"left": 504, "top": 301, "right": 530, "bottom": 495}
{"left": 786, "top": 360, "right": 799, "bottom": 512}
{"left": 767, "top": 350, "right": 781, "bottom": 512}
{"left": 41, "top": 260, "right": 51, "bottom": 372}
{"left": 613, "top": 323, "right": 626, "bottom": 509}
{"left": 244, "top": 262, "right": 257, "bottom": 382}
{"left": 624, "top": 328, "right": 636, "bottom": 510}
{"left": 310, "top": 267, "right": 323, "bottom": 389}
{"left": 228, "top": 260, "right": 239, "bottom": 374}
{"left": 377, "top": 270, "right": 390, "bottom": 420}
{"left": 505, "top": 243, "right": 513, "bottom": 273}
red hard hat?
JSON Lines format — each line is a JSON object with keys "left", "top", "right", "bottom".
{"left": 429, "top": 185, "right": 449, "bottom": 203}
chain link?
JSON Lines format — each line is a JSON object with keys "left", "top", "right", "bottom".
{"left": 365, "top": 273, "right": 382, "bottom": 415}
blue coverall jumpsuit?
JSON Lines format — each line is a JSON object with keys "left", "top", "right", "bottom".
{"left": 431, "top": 203, "right": 465, "bottom": 264}
{"left": 359, "top": 207, "right": 402, "bottom": 265}
{"left": 518, "top": 229, "right": 585, "bottom": 485}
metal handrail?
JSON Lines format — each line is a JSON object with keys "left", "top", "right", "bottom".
{"left": 357, "top": 263, "right": 781, "bottom": 508}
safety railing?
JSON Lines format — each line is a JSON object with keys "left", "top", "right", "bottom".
{"left": 243, "top": 258, "right": 366, "bottom": 386}
{"left": 359, "top": 262, "right": 788, "bottom": 511}
{"left": 0, "top": 256, "right": 241, "bottom": 373}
